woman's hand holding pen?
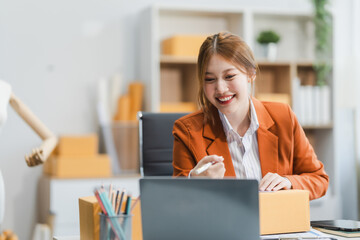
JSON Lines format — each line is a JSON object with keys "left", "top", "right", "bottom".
{"left": 190, "top": 155, "right": 225, "bottom": 178}
{"left": 259, "top": 172, "right": 292, "bottom": 191}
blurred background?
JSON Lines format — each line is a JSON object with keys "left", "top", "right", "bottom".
{"left": 0, "top": 0, "right": 360, "bottom": 239}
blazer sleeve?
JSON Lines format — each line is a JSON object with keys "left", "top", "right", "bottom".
{"left": 172, "top": 120, "right": 197, "bottom": 177}
{"left": 284, "top": 106, "right": 329, "bottom": 200}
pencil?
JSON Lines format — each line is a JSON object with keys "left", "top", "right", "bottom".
{"left": 108, "top": 183, "right": 113, "bottom": 199}
{"left": 114, "top": 189, "right": 121, "bottom": 214}
{"left": 124, "top": 194, "right": 132, "bottom": 215}
{"left": 111, "top": 190, "right": 116, "bottom": 210}
{"left": 94, "top": 189, "right": 107, "bottom": 215}
{"left": 117, "top": 189, "right": 125, "bottom": 215}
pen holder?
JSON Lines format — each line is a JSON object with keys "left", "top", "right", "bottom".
{"left": 99, "top": 214, "right": 132, "bottom": 240}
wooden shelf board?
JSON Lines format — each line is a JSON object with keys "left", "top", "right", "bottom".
{"left": 161, "top": 56, "right": 316, "bottom": 67}
{"left": 257, "top": 60, "right": 292, "bottom": 66}
{"left": 161, "top": 55, "right": 197, "bottom": 64}
{"left": 257, "top": 60, "right": 315, "bottom": 66}
{"left": 296, "top": 61, "right": 315, "bottom": 67}
{"left": 302, "top": 123, "right": 333, "bottom": 130}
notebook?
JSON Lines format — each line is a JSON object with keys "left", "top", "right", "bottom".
{"left": 139, "top": 177, "right": 260, "bottom": 240}
{"left": 311, "top": 220, "right": 360, "bottom": 238}
{"left": 311, "top": 220, "right": 360, "bottom": 231}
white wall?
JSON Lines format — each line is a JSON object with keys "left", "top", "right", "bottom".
{"left": 0, "top": 0, "right": 132, "bottom": 238}
{"left": 0, "top": 0, "right": 358, "bottom": 238}
{"left": 333, "top": 0, "right": 360, "bottom": 220}
{"left": 350, "top": 0, "right": 360, "bottom": 220}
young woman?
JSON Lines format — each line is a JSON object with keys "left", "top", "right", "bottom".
{"left": 172, "top": 32, "right": 328, "bottom": 200}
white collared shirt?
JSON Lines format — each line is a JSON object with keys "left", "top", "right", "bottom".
{"left": 218, "top": 99, "right": 262, "bottom": 181}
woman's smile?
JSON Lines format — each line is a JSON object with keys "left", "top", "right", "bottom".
{"left": 216, "top": 94, "right": 236, "bottom": 104}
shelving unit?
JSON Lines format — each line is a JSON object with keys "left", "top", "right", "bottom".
{"left": 139, "top": 4, "right": 322, "bottom": 111}
{"left": 139, "top": 3, "right": 336, "bottom": 219}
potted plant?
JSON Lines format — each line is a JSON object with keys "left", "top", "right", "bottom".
{"left": 312, "top": 0, "right": 332, "bottom": 86}
{"left": 257, "top": 30, "right": 280, "bottom": 61}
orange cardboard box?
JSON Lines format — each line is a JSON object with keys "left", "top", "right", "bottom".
{"left": 79, "top": 196, "right": 101, "bottom": 240}
{"left": 43, "top": 154, "right": 111, "bottom": 178}
{"left": 55, "top": 134, "right": 98, "bottom": 157}
{"left": 162, "top": 35, "right": 207, "bottom": 57}
{"left": 79, "top": 196, "right": 142, "bottom": 240}
{"left": 160, "top": 68, "right": 182, "bottom": 103}
{"left": 256, "top": 93, "right": 291, "bottom": 105}
{"left": 160, "top": 102, "right": 197, "bottom": 113}
{"left": 259, "top": 190, "right": 310, "bottom": 235}
{"left": 128, "top": 82, "right": 144, "bottom": 121}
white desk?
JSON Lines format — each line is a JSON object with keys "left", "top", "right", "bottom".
{"left": 53, "top": 231, "right": 347, "bottom": 240}
{"left": 53, "top": 237, "right": 79, "bottom": 240}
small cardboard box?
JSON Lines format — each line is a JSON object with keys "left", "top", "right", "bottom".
{"left": 56, "top": 135, "right": 98, "bottom": 157}
{"left": 160, "top": 102, "right": 197, "bottom": 113}
{"left": 79, "top": 196, "right": 142, "bottom": 240}
{"left": 43, "top": 154, "right": 111, "bottom": 178}
{"left": 160, "top": 68, "right": 182, "bottom": 103}
{"left": 256, "top": 93, "right": 291, "bottom": 105}
{"left": 259, "top": 190, "right": 310, "bottom": 235}
{"left": 162, "top": 35, "right": 207, "bottom": 57}
{"left": 79, "top": 196, "right": 101, "bottom": 240}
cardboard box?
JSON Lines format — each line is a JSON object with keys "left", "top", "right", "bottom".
{"left": 79, "top": 196, "right": 142, "bottom": 240}
{"left": 160, "top": 102, "right": 197, "bottom": 113}
{"left": 162, "top": 35, "right": 207, "bottom": 57}
{"left": 256, "top": 93, "right": 291, "bottom": 105}
{"left": 114, "top": 95, "right": 130, "bottom": 121}
{"left": 43, "top": 154, "right": 111, "bottom": 178}
{"left": 128, "top": 82, "right": 144, "bottom": 121}
{"left": 259, "top": 190, "right": 310, "bottom": 235}
{"left": 56, "top": 135, "right": 98, "bottom": 157}
{"left": 79, "top": 196, "right": 101, "bottom": 240}
{"left": 160, "top": 68, "right": 182, "bottom": 103}
{"left": 111, "top": 122, "right": 139, "bottom": 173}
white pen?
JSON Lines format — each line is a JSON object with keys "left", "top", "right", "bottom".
{"left": 194, "top": 162, "right": 213, "bottom": 175}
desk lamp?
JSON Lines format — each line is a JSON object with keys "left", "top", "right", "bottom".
{"left": 0, "top": 80, "right": 58, "bottom": 229}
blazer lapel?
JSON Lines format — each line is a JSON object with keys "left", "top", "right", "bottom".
{"left": 203, "top": 108, "right": 236, "bottom": 177}
{"left": 252, "top": 98, "right": 279, "bottom": 177}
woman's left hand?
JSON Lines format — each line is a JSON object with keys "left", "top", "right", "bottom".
{"left": 259, "top": 172, "right": 292, "bottom": 191}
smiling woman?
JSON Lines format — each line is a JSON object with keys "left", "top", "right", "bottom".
{"left": 203, "top": 54, "right": 251, "bottom": 136}
{"left": 172, "top": 32, "right": 329, "bottom": 200}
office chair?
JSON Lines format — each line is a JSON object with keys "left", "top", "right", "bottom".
{"left": 138, "top": 112, "right": 187, "bottom": 176}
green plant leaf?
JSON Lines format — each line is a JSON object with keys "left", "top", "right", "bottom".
{"left": 257, "top": 30, "right": 280, "bottom": 44}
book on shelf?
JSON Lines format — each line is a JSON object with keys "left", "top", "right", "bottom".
{"left": 291, "top": 77, "right": 331, "bottom": 126}
{"left": 313, "top": 227, "right": 360, "bottom": 238}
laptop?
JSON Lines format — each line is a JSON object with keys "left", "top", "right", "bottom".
{"left": 140, "top": 178, "right": 260, "bottom": 240}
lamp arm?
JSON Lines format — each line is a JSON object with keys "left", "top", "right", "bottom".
{"left": 9, "top": 93, "right": 58, "bottom": 166}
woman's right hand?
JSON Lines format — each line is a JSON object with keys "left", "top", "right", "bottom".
{"left": 190, "top": 155, "right": 225, "bottom": 178}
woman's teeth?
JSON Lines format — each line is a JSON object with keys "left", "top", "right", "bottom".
{"left": 218, "top": 95, "right": 234, "bottom": 102}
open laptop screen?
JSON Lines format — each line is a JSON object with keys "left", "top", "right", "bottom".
{"left": 140, "top": 178, "right": 260, "bottom": 240}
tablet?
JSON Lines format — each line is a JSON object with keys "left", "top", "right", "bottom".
{"left": 311, "top": 220, "right": 360, "bottom": 232}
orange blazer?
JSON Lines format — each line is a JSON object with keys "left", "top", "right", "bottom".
{"left": 172, "top": 98, "right": 329, "bottom": 200}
